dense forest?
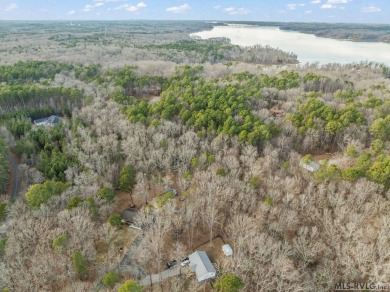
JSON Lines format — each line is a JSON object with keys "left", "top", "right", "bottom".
{"left": 0, "top": 21, "right": 389, "bottom": 292}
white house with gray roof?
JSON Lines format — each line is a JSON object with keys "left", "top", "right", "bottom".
{"left": 188, "top": 251, "right": 216, "bottom": 282}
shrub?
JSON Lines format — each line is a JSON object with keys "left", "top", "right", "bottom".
{"left": 264, "top": 197, "right": 273, "bottom": 206}
{"left": 346, "top": 145, "right": 358, "bottom": 158}
{"left": 0, "top": 239, "right": 6, "bottom": 257}
{"left": 302, "top": 154, "right": 313, "bottom": 164}
{"left": 72, "top": 251, "right": 88, "bottom": 280}
{"left": 249, "top": 176, "right": 260, "bottom": 189}
{"left": 119, "top": 164, "right": 136, "bottom": 193}
{"left": 102, "top": 271, "right": 120, "bottom": 288}
{"left": 0, "top": 202, "right": 6, "bottom": 221}
{"left": 156, "top": 191, "right": 175, "bottom": 208}
{"left": 86, "top": 197, "right": 100, "bottom": 220}
{"left": 216, "top": 168, "right": 227, "bottom": 177}
{"left": 118, "top": 281, "right": 143, "bottom": 292}
{"left": 191, "top": 157, "right": 199, "bottom": 168}
{"left": 98, "top": 187, "right": 116, "bottom": 203}
{"left": 66, "top": 196, "right": 84, "bottom": 210}
{"left": 214, "top": 274, "right": 244, "bottom": 292}
{"left": 108, "top": 213, "right": 122, "bottom": 229}
{"left": 52, "top": 234, "right": 68, "bottom": 253}
{"left": 25, "top": 180, "right": 69, "bottom": 209}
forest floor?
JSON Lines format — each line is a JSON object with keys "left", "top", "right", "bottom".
{"left": 194, "top": 236, "right": 225, "bottom": 264}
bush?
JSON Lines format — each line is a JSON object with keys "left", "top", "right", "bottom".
{"left": 118, "top": 281, "right": 143, "bottom": 292}
{"left": 72, "top": 251, "right": 88, "bottom": 280}
{"left": 119, "top": 164, "right": 136, "bottom": 193}
{"left": 66, "top": 196, "right": 84, "bottom": 210}
{"left": 0, "top": 202, "right": 6, "bottom": 221}
{"left": 52, "top": 234, "right": 68, "bottom": 253}
{"left": 264, "top": 197, "right": 273, "bottom": 206}
{"left": 98, "top": 187, "right": 116, "bottom": 203}
{"left": 216, "top": 168, "right": 227, "bottom": 177}
{"left": 102, "top": 271, "right": 120, "bottom": 288}
{"left": 346, "top": 145, "right": 358, "bottom": 158}
{"left": 302, "top": 154, "right": 313, "bottom": 164}
{"left": 0, "top": 239, "right": 6, "bottom": 257}
{"left": 191, "top": 157, "right": 199, "bottom": 168}
{"left": 314, "top": 163, "right": 342, "bottom": 183}
{"left": 108, "top": 213, "right": 122, "bottom": 229}
{"left": 25, "top": 180, "right": 69, "bottom": 209}
{"left": 249, "top": 176, "right": 260, "bottom": 189}
{"left": 86, "top": 197, "right": 100, "bottom": 220}
{"left": 156, "top": 191, "right": 175, "bottom": 208}
{"left": 214, "top": 274, "right": 244, "bottom": 292}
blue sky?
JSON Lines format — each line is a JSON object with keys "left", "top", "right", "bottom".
{"left": 0, "top": 0, "right": 389, "bottom": 23}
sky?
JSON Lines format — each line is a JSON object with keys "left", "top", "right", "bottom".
{"left": 0, "top": 0, "right": 389, "bottom": 23}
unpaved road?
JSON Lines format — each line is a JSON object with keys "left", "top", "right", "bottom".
{"left": 6, "top": 152, "right": 19, "bottom": 200}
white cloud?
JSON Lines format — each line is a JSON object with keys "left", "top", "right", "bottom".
{"left": 93, "top": 0, "right": 124, "bottom": 2}
{"left": 68, "top": 10, "right": 76, "bottom": 15}
{"left": 5, "top": 3, "right": 18, "bottom": 12}
{"left": 311, "top": 0, "right": 321, "bottom": 3}
{"left": 224, "top": 7, "right": 250, "bottom": 15}
{"left": 126, "top": 5, "right": 138, "bottom": 12}
{"left": 362, "top": 5, "right": 381, "bottom": 13}
{"left": 166, "top": 4, "right": 191, "bottom": 14}
{"left": 327, "top": 0, "right": 351, "bottom": 3}
{"left": 83, "top": 4, "right": 94, "bottom": 12}
{"left": 114, "top": 2, "right": 147, "bottom": 12}
{"left": 321, "top": 0, "right": 352, "bottom": 9}
{"left": 305, "top": 10, "right": 313, "bottom": 13}
{"left": 95, "top": 2, "right": 105, "bottom": 7}
{"left": 321, "top": 4, "right": 333, "bottom": 8}
{"left": 214, "top": 5, "right": 221, "bottom": 10}
{"left": 287, "top": 3, "right": 305, "bottom": 10}
{"left": 287, "top": 4, "right": 298, "bottom": 10}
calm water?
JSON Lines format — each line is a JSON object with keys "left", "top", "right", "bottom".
{"left": 191, "top": 25, "right": 390, "bottom": 66}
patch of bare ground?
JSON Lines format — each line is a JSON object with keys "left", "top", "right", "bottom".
{"left": 195, "top": 236, "right": 225, "bottom": 264}
{"left": 95, "top": 227, "right": 139, "bottom": 264}
{"left": 116, "top": 191, "right": 134, "bottom": 210}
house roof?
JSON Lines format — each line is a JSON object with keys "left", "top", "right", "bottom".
{"left": 34, "top": 115, "right": 61, "bottom": 126}
{"left": 188, "top": 251, "right": 216, "bottom": 280}
{"left": 121, "top": 208, "right": 137, "bottom": 223}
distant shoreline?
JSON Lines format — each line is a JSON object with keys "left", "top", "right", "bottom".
{"left": 210, "top": 21, "right": 390, "bottom": 44}
{"left": 192, "top": 25, "right": 390, "bottom": 65}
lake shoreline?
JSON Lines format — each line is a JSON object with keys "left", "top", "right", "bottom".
{"left": 191, "top": 25, "right": 390, "bottom": 66}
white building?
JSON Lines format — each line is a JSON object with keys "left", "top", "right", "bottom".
{"left": 222, "top": 244, "right": 233, "bottom": 256}
{"left": 299, "top": 160, "right": 320, "bottom": 172}
{"left": 188, "top": 251, "right": 216, "bottom": 282}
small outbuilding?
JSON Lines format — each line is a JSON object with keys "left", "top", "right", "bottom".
{"left": 299, "top": 159, "right": 320, "bottom": 172}
{"left": 188, "top": 251, "right": 216, "bottom": 282}
{"left": 34, "top": 115, "right": 61, "bottom": 127}
{"left": 222, "top": 244, "right": 233, "bottom": 257}
{"left": 120, "top": 208, "right": 137, "bottom": 225}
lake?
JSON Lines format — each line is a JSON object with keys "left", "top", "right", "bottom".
{"left": 191, "top": 25, "right": 390, "bottom": 66}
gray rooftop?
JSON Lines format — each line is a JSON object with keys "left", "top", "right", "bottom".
{"left": 188, "top": 251, "right": 216, "bottom": 279}
{"left": 34, "top": 115, "right": 61, "bottom": 126}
